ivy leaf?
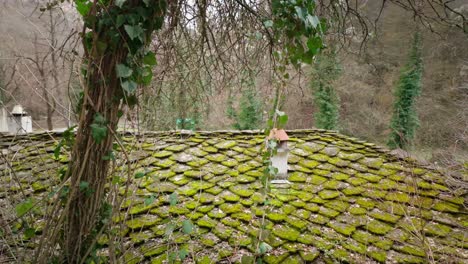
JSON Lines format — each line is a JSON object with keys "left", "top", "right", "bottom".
{"left": 263, "top": 20, "right": 273, "bottom": 28}
{"left": 24, "top": 228, "right": 36, "bottom": 239}
{"left": 79, "top": 181, "right": 89, "bottom": 191}
{"left": 134, "top": 171, "right": 146, "bottom": 179}
{"left": 307, "top": 37, "right": 322, "bottom": 55}
{"left": 90, "top": 123, "right": 107, "bottom": 144}
{"left": 178, "top": 248, "right": 189, "bottom": 260}
{"left": 182, "top": 220, "right": 193, "bottom": 234}
{"left": 75, "top": 0, "right": 91, "bottom": 16}
{"left": 124, "top": 24, "right": 144, "bottom": 41}
{"left": 116, "top": 64, "right": 133, "bottom": 78}
{"left": 144, "top": 195, "right": 156, "bottom": 205}
{"left": 143, "top": 51, "right": 157, "bottom": 66}
{"left": 169, "top": 192, "right": 178, "bottom": 206}
{"left": 15, "top": 198, "right": 34, "bottom": 218}
{"left": 258, "top": 242, "right": 272, "bottom": 254}
{"left": 307, "top": 14, "right": 320, "bottom": 28}
{"left": 115, "top": 0, "right": 127, "bottom": 8}
{"left": 121, "top": 80, "right": 137, "bottom": 93}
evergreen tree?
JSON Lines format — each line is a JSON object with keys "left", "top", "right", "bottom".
{"left": 310, "top": 50, "right": 341, "bottom": 130}
{"left": 388, "top": 31, "right": 423, "bottom": 149}
{"left": 227, "top": 72, "right": 263, "bottom": 130}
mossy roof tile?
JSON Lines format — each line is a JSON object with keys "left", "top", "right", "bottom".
{"left": 2, "top": 129, "right": 466, "bottom": 263}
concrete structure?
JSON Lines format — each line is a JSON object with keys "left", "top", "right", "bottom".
{"left": 8, "top": 105, "right": 32, "bottom": 134}
{"left": 0, "top": 108, "right": 8, "bottom": 133}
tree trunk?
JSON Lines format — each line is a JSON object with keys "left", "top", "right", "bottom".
{"left": 65, "top": 48, "right": 126, "bottom": 262}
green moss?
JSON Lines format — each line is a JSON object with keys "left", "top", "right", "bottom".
{"left": 129, "top": 231, "right": 154, "bottom": 243}
{"left": 196, "top": 216, "right": 217, "bottom": 228}
{"left": 319, "top": 207, "right": 340, "bottom": 218}
{"left": 360, "top": 157, "right": 383, "bottom": 169}
{"left": 369, "top": 210, "right": 401, "bottom": 224}
{"left": 219, "top": 191, "right": 240, "bottom": 202}
{"left": 366, "top": 220, "right": 393, "bottom": 235}
{"left": 152, "top": 150, "right": 173, "bottom": 158}
{"left": 266, "top": 212, "right": 286, "bottom": 222}
{"left": 146, "top": 182, "right": 177, "bottom": 193}
{"left": 263, "top": 252, "right": 290, "bottom": 264}
{"left": 385, "top": 192, "right": 410, "bottom": 203}
{"left": 219, "top": 203, "right": 244, "bottom": 214}
{"left": 235, "top": 175, "right": 256, "bottom": 183}
{"left": 374, "top": 239, "right": 393, "bottom": 250}
{"left": 272, "top": 225, "right": 300, "bottom": 241}
{"left": 342, "top": 186, "right": 365, "bottom": 196}
{"left": 342, "top": 240, "right": 366, "bottom": 254}
{"left": 288, "top": 172, "right": 306, "bottom": 182}
{"left": 356, "top": 198, "right": 375, "bottom": 209}
{"left": 298, "top": 160, "right": 320, "bottom": 169}
{"left": 285, "top": 216, "right": 308, "bottom": 230}
{"left": 356, "top": 173, "right": 382, "bottom": 183}
{"left": 433, "top": 201, "right": 459, "bottom": 213}
{"left": 170, "top": 175, "right": 190, "bottom": 185}
{"left": 126, "top": 215, "right": 160, "bottom": 229}
{"left": 394, "top": 245, "right": 426, "bottom": 257}
{"left": 331, "top": 249, "right": 350, "bottom": 261}
{"left": 346, "top": 177, "right": 368, "bottom": 186}
{"left": 328, "top": 221, "right": 356, "bottom": 236}
{"left": 352, "top": 230, "right": 379, "bottom": 244}
{"left": 368, "top": 250, "right": 387, "bottom": 263}
{"left": 32, "top": 182, "right": 47, "bottom": 192}
{"left": 363, "top": 189, "right": 387, "bottom": 199}
{"left": 332, "top": 172, "right": 350, "bottom": 180}
{"left": 299, "top": 250, "right": 319, "bottom": 261}
{"left": 231, "top": 212, "right": 253, "bottom": 222}
{"left": 349, "top": 206, "right": 367, "bottom": 215}
{"left": 220, "top": 159, "right": 238, "bottom": 167}
{"left": 328, "top": 157, "right": 350, "bottom": 167}
{"left": 424, "top": 222, "right": 452, "bottom": 236}
{"left": 324, "top": 200, "right": 349, "bottom": 212}
{"left": 318, "top": 190, "right": 340, "bottom": 200}
{"left": 214, "top": 141, "right": 237, "bottom": 149}
{"left": 154, "top": 159, "right": 175, "bottom": 168}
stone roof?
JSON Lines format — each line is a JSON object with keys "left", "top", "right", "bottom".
{"left": 0, "top": 129, "right": 467, "bottom": 263}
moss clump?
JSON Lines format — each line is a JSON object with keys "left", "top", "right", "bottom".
{"left": 263, "top": 252, "right": 290, "bottom": 264}
{"left": 342, "top": 186, "right": 366, "bottom": 196}
{"left": 356, "top": 173, "right": 382, "bottom": 183}
{"left": 352, "top": 230, "right": 379, "bottom": 244}
{"left": 346, "top": 177, "right": 368, "bottom": 186}
{"left": 356, "top": 198, "right": 376, "bottom": 209}
{"left": 363, "top": 189, "right": 387, "bottom": 199}
{"left": 152, "top": 150, "right": 173, "bottom": 158}
{"left": 332, "top": 172, "right": 350, "bottom": 180}
{"left": 219, "top": 191, "right": 240, "bottom": 202}
{"left": 385, "top": 192, "right": 410, "bottom": 203}
{"left": 32, "top": 182, "right": 47, "bottom": 192}
{"left": 366, "top": 220, "right": 393, "bottom": 235}
{"left": 288, "top": 172, "right": 307, "bottom": 182}
{"left": 342, "top": 240, "right": 366, "bottom": 254}
{"left": 165, "top": 144, "right": 187, "bottom": 152}
{"left": 235, "top": 175, "right": 256, "bottom": 183}
{"left": 360, "top": 157, "right": 383, "bottom": 169}
{"left": 331, "top": 249, "right": 350, "bottom": 261}
{"left": 369, "top": 210, "right": 401, "bottom": 224}
{"left": 285, "top": 216, "right": 308, "bottom": 230}
{"left": 214, "top": 141, "right": 237, "bottom": 149}
{"left": 292, "top": 209, "right": 312, "bottom": 219}
{"left": 319, "top": 207, "right": 340, "bottom": 218}
{"left": 272, "top": 225, "right": 300, "bottom": 241}
{"left": 324, "top": 200, "right": 349, "bottom": 212}
{"left": 349, "top": 206, "right": 367, "bottom": 215}
{"left": 231, "top": 212, "right": 253, "bottom": 222}
{"left": 423, "top": 222, "right": 452, "bottom": 236}
{"left": 394, "top": 245, "right": 426, "bottom": 257}
{"left": 197, "top": 216, "right": 217, "bottom": 228}
{"left": 129, "top": 231, "right": 154, "bottom": 243}
{"left": 299, "top": 250, "right": 319, "bottom": 261}
{"left": 126, "top": 215, "right": 160, "bottom": 229}
{"left": 432, "top": 201, "right": 459, "bottom": 213}
{"left": 328, "top": 221, "right": 356, "bottom": 236}
{"left": 368, "top": 250, "right": 387, "bottom": 263}
{"left": 299, "top": 160, "right": 320, "bottom": 169}
{"left": 221, "top": 159, "right": 238, "bottom": 167}
{"left": 154, "top": 159, "right": 175, "bottom": 168}
{"left": 219, "top": 203, "right": 244, "bottom": 214}
{"left": 238, "top": 164, "right": 255, "bottom": 173}
{"left": 328, "top": 157, "right": 350, "bottom": 167}
{"left": 318, "top": 190, "right": 340, "bottom": 200}
{"left": 267, "top": 212, "right": 287, "bottom": 222}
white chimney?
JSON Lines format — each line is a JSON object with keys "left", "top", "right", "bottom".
{"left": 268, "top": 129, "right": 290, "bottom": 187}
